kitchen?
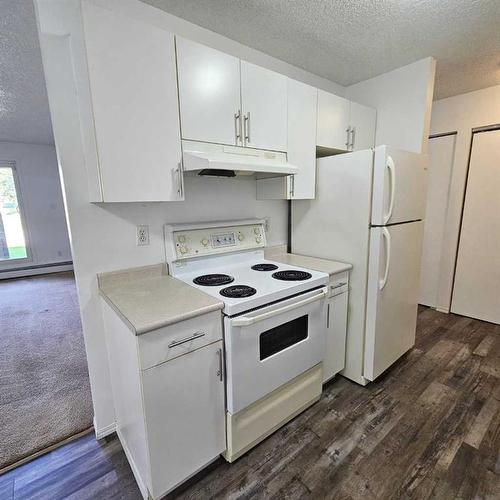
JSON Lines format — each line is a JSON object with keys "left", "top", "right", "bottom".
{"left": 5, "top": 0, "right": 499, "bottom": 498}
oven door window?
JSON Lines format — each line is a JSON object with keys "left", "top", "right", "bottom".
{"left": 259, "top": 315, "right": 308, "bottom": 360}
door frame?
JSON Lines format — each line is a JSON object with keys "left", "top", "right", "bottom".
{"left": 450, "top": 123, "right": 500, "bottom": 310}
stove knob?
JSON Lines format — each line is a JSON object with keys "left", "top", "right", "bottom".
{"left": 255, "top": 237, "right": 262, "bottom": 244}
{"left": 201, "top": 238, "right": 209, "bottom": 246}
{"left": 180, "top": 246, "right": 188, "bottom": 254}
{"left": 253, "top": 228, "right": 260, "bottom": 235}
{"left": 238, "top": 234, "right": 244, "bottom": 241}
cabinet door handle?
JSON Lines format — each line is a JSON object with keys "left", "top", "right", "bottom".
{"left": 174, "top": 162, "right": 184, "bottom": 198}
{"left": 327, "top": 303, "right": 330, "bottom": 329}
{"left": 173, "top": 165, "right": 180, "bottom": 196}
{"left": 244, "top": 112, "right": 250, "bottom": 145}
{"left": 178, "top": 161, "right": 184, "bottom": 198}
{"left": 234, "top": 110, "right": 242, "bottom": 145}
{"left": 168, "top": 331, "right": 205, "bottom": 348}
{"left": 216, "top": 348, "right": 224, "bottom": 381}
{"left": 289, "top": 175, "right": 295, "bottom": 198}
{"left": 350, "top": 126, "right": 356, "bottom": 150}
{"left": 345, "top": 126, "right": 351, "bottom": 149}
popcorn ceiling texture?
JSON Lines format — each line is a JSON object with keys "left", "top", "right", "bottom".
{"left": 0, "top": 0, "right": 54, "bottom": 144}
{"left": 1, "top": 0, "right": 500, "bottom": 146}
{"left": 143, "top": 0, "right": 500, "bottom": 100}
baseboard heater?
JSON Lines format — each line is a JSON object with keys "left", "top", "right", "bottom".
{"left": 0, "top": 261, "right": 73, "bottom": 273}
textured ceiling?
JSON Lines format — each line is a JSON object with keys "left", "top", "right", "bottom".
{"left": 2, "top": 1, "right": 500, "bottom": 145}
{"left": 143, "top": 0, "right": 500, "bottom": 100}
{"left": 0, "top": 0, "right": 53, "bottom": 145}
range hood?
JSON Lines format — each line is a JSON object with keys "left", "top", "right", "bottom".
{"left": 182, "top": 141, "right": 298, "bottom": 179}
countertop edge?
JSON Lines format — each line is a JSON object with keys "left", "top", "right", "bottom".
{"left": 134, "top": 302, "right": 224, "bottom": 335}
{"left": 99, "top": 291, "right": 137, "bottom": 334}
{"left": 98, "top": 282, "right": 224, "bottom": 336}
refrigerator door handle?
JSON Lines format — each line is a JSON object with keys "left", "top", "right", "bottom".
{"left": 379, "top": 227, "right": 391, "bottom": 290}
{"left": 384, "top": 156, "right": 396, "bottom": 224}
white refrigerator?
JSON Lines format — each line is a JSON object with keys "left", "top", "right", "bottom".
{"left": 292, "top": 146, "right": 428, "bottom": 385}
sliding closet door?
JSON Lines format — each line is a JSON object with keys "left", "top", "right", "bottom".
{"left": 452, "top": 129, "right": 500, "bottom": 323}
{"left": 419, "top": 134, "right": 456, "bottom": 308}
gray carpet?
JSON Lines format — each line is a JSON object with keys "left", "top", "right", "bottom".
{"left": 0, "top": 271, "right": 93, "bottom": 471}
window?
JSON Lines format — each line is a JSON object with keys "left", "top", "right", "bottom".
{"left": 0, "top": 162, "right": 29, "bottom": 262}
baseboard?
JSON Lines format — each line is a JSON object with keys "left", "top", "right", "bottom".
{"left": 93, "top": 417, "right": 116, "bottom": 440}
{"left": 0, "top": 263, "right": 73, "bottom": 280}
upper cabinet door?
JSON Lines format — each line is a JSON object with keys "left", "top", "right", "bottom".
{"left": 287, "top": 79, "right": 317, "bottom": 199}
{"left": 316, "top": 90, "right": 351, "bottom": 150}
{"left": 350, "top": 102, "right": 377, "bottom": 151}
{"left": 240, "top": 61, "right": 287, "bottom": 152}
{"left": 176, "top": 38, "right": 242, "bottom": 146}
{"left": 82, "top": 2, "right": 182, "bottom": 202}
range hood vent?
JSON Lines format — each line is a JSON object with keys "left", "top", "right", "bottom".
{"left": 198, "top": 169, "right": 236, "bottom": 177}
{"left": 182, "top": 141, "right": 298, "bottom": 179}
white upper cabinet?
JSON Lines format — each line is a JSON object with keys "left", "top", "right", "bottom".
{"left": 256, "top": 78, "right": 316, "bottom": 200}
{"left": 317, "top": 90, "right": 351, "bottom": 150}
{"left": 240, "top": 62, "right": 288, "bottom": 152}
{"left": 287, "top": 79, "right": 317, "bottom": 198}
{"left": 350, "top": 101, "right": 377, "bottom": 151}
{"left": 176, "top": 40, "right": 288, "bottom": 152}
{"left": 317, "top": 90, "right": 376, "bottom": 152}
{"left": 176, "top": 38, "right": 242, "bottom": 146}
{"left": 82, "top": 1, "right": 183, "bottom": 202}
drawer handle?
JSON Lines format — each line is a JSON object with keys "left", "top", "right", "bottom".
{"left": 330, "top": 282, "right": 347, "bottom": 289}
{"left": 168, "top": 331, "right": 205, "bottom": 348}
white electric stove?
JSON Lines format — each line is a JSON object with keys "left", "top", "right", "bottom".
{"left": 164, "top": 220, "right": 328, "bottom": 462}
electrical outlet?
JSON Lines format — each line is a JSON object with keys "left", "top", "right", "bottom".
{"left": 137, "top": 225, "right": 149, "bottom": 246}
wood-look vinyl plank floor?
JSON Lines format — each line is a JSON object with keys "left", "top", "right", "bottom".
{"left": 1, "top": 306, "right": 499, "bottom": 499}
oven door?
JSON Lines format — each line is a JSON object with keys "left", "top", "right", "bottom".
{"left": 224, "top": 286, "right": 328, "bottom": 414}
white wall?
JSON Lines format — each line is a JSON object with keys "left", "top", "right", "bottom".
{"left": 35, "top": 0, "right": 346, "bottom": 433}
{"left": 429, "top": 84, "right": 500, "bottom": 312}
{"left": 0, "top": 141, "right": 71, "bottom": 272}
{"left": 346, "top": 58, "right": 436, "bottom": 153}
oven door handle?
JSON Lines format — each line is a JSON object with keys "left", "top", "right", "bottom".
{"left": 231, "top": 288, "right": 327, "bottom": 327}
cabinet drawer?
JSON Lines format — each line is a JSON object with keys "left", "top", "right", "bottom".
{"left": 328, "top": 271, "right": 349, "bottom": 297}
{"left": 138, "top": 311, "right": 222, "bottom": 369}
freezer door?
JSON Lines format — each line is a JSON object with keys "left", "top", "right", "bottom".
{"left": 364, "top": 222, "right": 424, "bottom": 381}
{"left": 371, "top": 145, "right": 428, "bottom": 225}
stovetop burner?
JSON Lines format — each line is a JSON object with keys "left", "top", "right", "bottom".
{"left": 220, "top": 285, "right": 257, "bottom": 298}
{"left": 251, "top": 263, "right": 279, "bottom": 271}
{"left": 193, "top": 274, "right": 234, "bottom": 286}
{"left": 272, "top": 270, "right": 312, "bottom": 281}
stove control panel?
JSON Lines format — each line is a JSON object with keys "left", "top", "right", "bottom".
{"left": 172, "top": 223, "right": 266, "bottom": 259}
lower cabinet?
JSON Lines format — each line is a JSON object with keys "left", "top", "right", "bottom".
{"left": 324, "top": 272, "right": 349, "bottom": 383}
{"left": 142, "top": 341, "right": 226, "bottom": 498}
{"left": 102, "top": 303, "right": 226, "bottom": 500}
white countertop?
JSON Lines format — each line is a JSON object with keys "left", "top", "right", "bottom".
{"left": 265, "top": 248, "right": 352, "bottom": 276}
{"left": 98, "top": 264, "right": 223, "bottom": 335}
